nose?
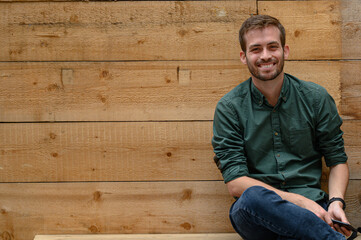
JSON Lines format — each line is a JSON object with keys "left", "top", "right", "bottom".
{"left": 260, "top": 49, "right": 272, "bottom": 61}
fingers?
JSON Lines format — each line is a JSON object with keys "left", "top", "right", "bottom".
{"left": 323, "top": 213, "right": 333, "bottom": 228}
{"left": 333, "top": 224, "right": 352, "bottom": 237}
{"left": 341, "top": 227, "right": 352, "bottom": 238}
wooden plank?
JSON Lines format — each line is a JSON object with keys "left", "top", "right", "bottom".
{"left": 0, "top": 61, "right": 341, "bottom": 122}
{"left": 0, "top": 1, "right": 344, "bottom": 61}
{"left": 0, "top": 122, "right": 221, "bottom": 182}
{"left": 0, "top": 181, "right": 235, "bottom": 240}
{"left": 34, "top": 233, "right": 241, "bottom": 240}
{"left": 0, "top": 181, "right": 360, "bottom": 240}
{"left": 0, "top": 120, "right": 359, "bottom": 183}
{"left": 341, "top": 0, "right": 361, "bottom": 59}
{"left": 340, "top": 61, "right": 361, "bottom": 120}
{"left": 0, "top": 1, "right": 256, "bottom": 61}
{"left": 0, "top": 61, "right": 247, "bottom": 122}
{"left": 259, "top": 1, "right": 342, "bottom": 60}
{"left": 33, "top": 234, "right": 361, "bottom": 240}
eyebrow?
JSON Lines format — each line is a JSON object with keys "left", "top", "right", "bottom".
{"left": 249, "top": 41, "right": 281, "bottom": 49}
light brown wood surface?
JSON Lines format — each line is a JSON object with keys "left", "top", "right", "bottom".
{"left": 0, "top": 181, "right": 235, "bottom": 240}
{"left": 34, "top": 233, "right": 361, "bottom": 240}
{"left": 340, "top": 61, "right": 361, "bottom": 120}
{"left": 0, "top": 1, "right": 256, "bottom": 61}
{"left": 34, "top": 234, "right": 242, "bottom": 240}
{"left": 0, "top": 61, "right": 342, "bottom": 122}
{"left": 341, "top": 0, "right": 361, "bottom": 59}
{"left": 0, "top": 1, "right": 345, "bottom": 61}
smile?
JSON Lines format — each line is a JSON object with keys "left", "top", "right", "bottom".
{"left": 258, "top": 63, "right": 275, "bottom": 69}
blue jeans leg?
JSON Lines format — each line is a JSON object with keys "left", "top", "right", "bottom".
{"left": 229, "top": 186, "right": 346, "bottom": 240}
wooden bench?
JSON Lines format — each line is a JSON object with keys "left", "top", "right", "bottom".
{"left": 34, "top": 234, "right": 241, "bottom": 240}
{"left": 34, "top": 233, "right": 361, "bottom": 240}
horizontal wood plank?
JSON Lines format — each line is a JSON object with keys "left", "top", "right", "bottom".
{"left": 259, "top": 1, "right": 342, "bottom": 60}
{"left": 34, "top": 233, "right": 241, "bottom": 240}
{"left": 0, "top": 61, "right": 341, "bottom": 122}
{"left": 0, "top": 121, "right": 221, "bottom": 182}
{"left": 341, "top": 0, "right": 361, "bottom": 59}
{"left": 0, "top": 120, "right": 359, "bottom": 182}
{"left": 0, "top": 1, "right": 255, "bottom": 61}
{"left": 0, "top": 1, "right": 343, "bottom": 61}
{"left": 0, "top": 181, "right": 360, "bottom": 240}
{"left": 0, "top": 181, "right": 235, "bottom": 240}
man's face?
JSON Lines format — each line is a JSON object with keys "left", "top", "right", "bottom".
{"left": 240, "top": 26, "right": 289, "bottom": 82}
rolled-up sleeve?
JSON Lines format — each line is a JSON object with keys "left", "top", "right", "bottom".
{"left": 315, "top": 87, "right": 348, "bottom": 167}
{"left": 212, "top": 98, "right": 249, "bottom": 183}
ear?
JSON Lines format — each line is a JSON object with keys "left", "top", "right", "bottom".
{"left": 283, "top": 45, "right": 290, "bottom": 60}
{"left": 240, "top": 51, "right": 247, "bottom": 65}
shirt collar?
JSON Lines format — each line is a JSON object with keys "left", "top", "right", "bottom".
{"left": 251, "top": 73, "right": 290, "bottom": 106}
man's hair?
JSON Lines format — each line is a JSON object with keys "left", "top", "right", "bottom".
{"left": 239, "top": 15, "right": 286, "bottom": 52}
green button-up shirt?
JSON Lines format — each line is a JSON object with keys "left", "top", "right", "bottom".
{"left": 212, "top": 73, "right": 347, "bottom": 201}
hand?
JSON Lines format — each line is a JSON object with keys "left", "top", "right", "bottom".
{"left": 328, "top": 201, "right": 352, "bottom": 237}
{"left": 300, "top": 197, "right": 333, "bottom": 228}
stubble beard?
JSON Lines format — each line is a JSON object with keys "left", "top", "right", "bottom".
{"left": 246, "top": 54, "right": 285, "bottom": 82}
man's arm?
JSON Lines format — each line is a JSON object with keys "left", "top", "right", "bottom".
{"left": 227, "top": 176, "right": 334, "bottom": 227}
{"left": 327, "top": 163, "right": 350, "bottom": 236}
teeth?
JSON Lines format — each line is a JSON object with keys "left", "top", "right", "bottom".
{"left": 261, "top": 64, "right": 273, "bottom": 68}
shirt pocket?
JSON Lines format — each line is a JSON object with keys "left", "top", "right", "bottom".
{"left": 287, "top": 127, "right": 315, "bottom": 158}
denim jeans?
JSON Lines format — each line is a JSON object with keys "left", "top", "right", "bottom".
{"left": 229, "top": 186, "right": 346, "bottom": 240}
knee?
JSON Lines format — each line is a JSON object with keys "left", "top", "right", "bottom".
{"left": 243, "top": 185, "right": 269, "bottom": 200}
{"left": 237, "top": 186, "right": 278, "bottom": 210}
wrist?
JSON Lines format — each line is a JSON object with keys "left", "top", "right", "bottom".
{"left": 327, "top": 197, "right": 346, "bottom": 210}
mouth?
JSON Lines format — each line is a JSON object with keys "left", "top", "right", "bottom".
{"left": 258, "top": 62, "right": 276, "bottom": 70}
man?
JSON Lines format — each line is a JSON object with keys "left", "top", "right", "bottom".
{"left": 212, "top": 15, "right": 351, "bottom": 239}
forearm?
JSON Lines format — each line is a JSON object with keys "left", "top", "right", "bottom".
{"left": 327, "top": 163, "right": 351, "bottom": 236}
{"left": 328, "top": 163, "right": 349, "bottom": 200}
{"left": 227, "top": 176, "right": 310, "bottom": 207}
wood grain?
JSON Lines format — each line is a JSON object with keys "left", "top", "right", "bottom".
{"left": 341, "top": 0, "right": 361, "bottom": 59}
{"left": 0, "top": 121, "right": 220, "bottom": 182}
{"left": 0, "top": 61, "right": 341, "bottom": 122}
{"left": 0, "top": 1, "right": 255, "bottom": 61}
{"left": 0, "top": 181, "right": 235, "bottom": 240}
{"left": 34, "top": 234, "right": 241, "bottom": 240}
{"left": 340, "top": 61, "right": 361, "bottom": 120}
{"left": 0, "top": 1, "right": 345, "bottom": 61}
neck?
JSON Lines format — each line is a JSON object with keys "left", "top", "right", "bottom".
{"left": 252, "top": 73, "right": 284, "bottom": 106}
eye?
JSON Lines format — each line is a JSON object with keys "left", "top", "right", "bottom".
{"left": 250, "top": 47, "right": 261, "bottom": 53}
{"left": 269, "top": 45, "right": 279, "bottom": 50}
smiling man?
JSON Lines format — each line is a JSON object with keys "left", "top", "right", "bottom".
{"left": 212, "top": 15, "right": 351, "bottom": 239}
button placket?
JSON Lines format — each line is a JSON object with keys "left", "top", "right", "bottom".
{"left": 271, "top": 108, "right": 283, "bottom": 169}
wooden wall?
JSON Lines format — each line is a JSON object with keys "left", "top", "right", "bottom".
{"left": 0, "top": 1, "right": 360, "bottom": 240}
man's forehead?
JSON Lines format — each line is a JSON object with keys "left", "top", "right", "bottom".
{"left": 244, "top": 26, "right": 282, "bottom": 46}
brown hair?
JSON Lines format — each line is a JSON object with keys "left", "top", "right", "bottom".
{"left": 239, "top": 15, "right": 286, "bottom": 52}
